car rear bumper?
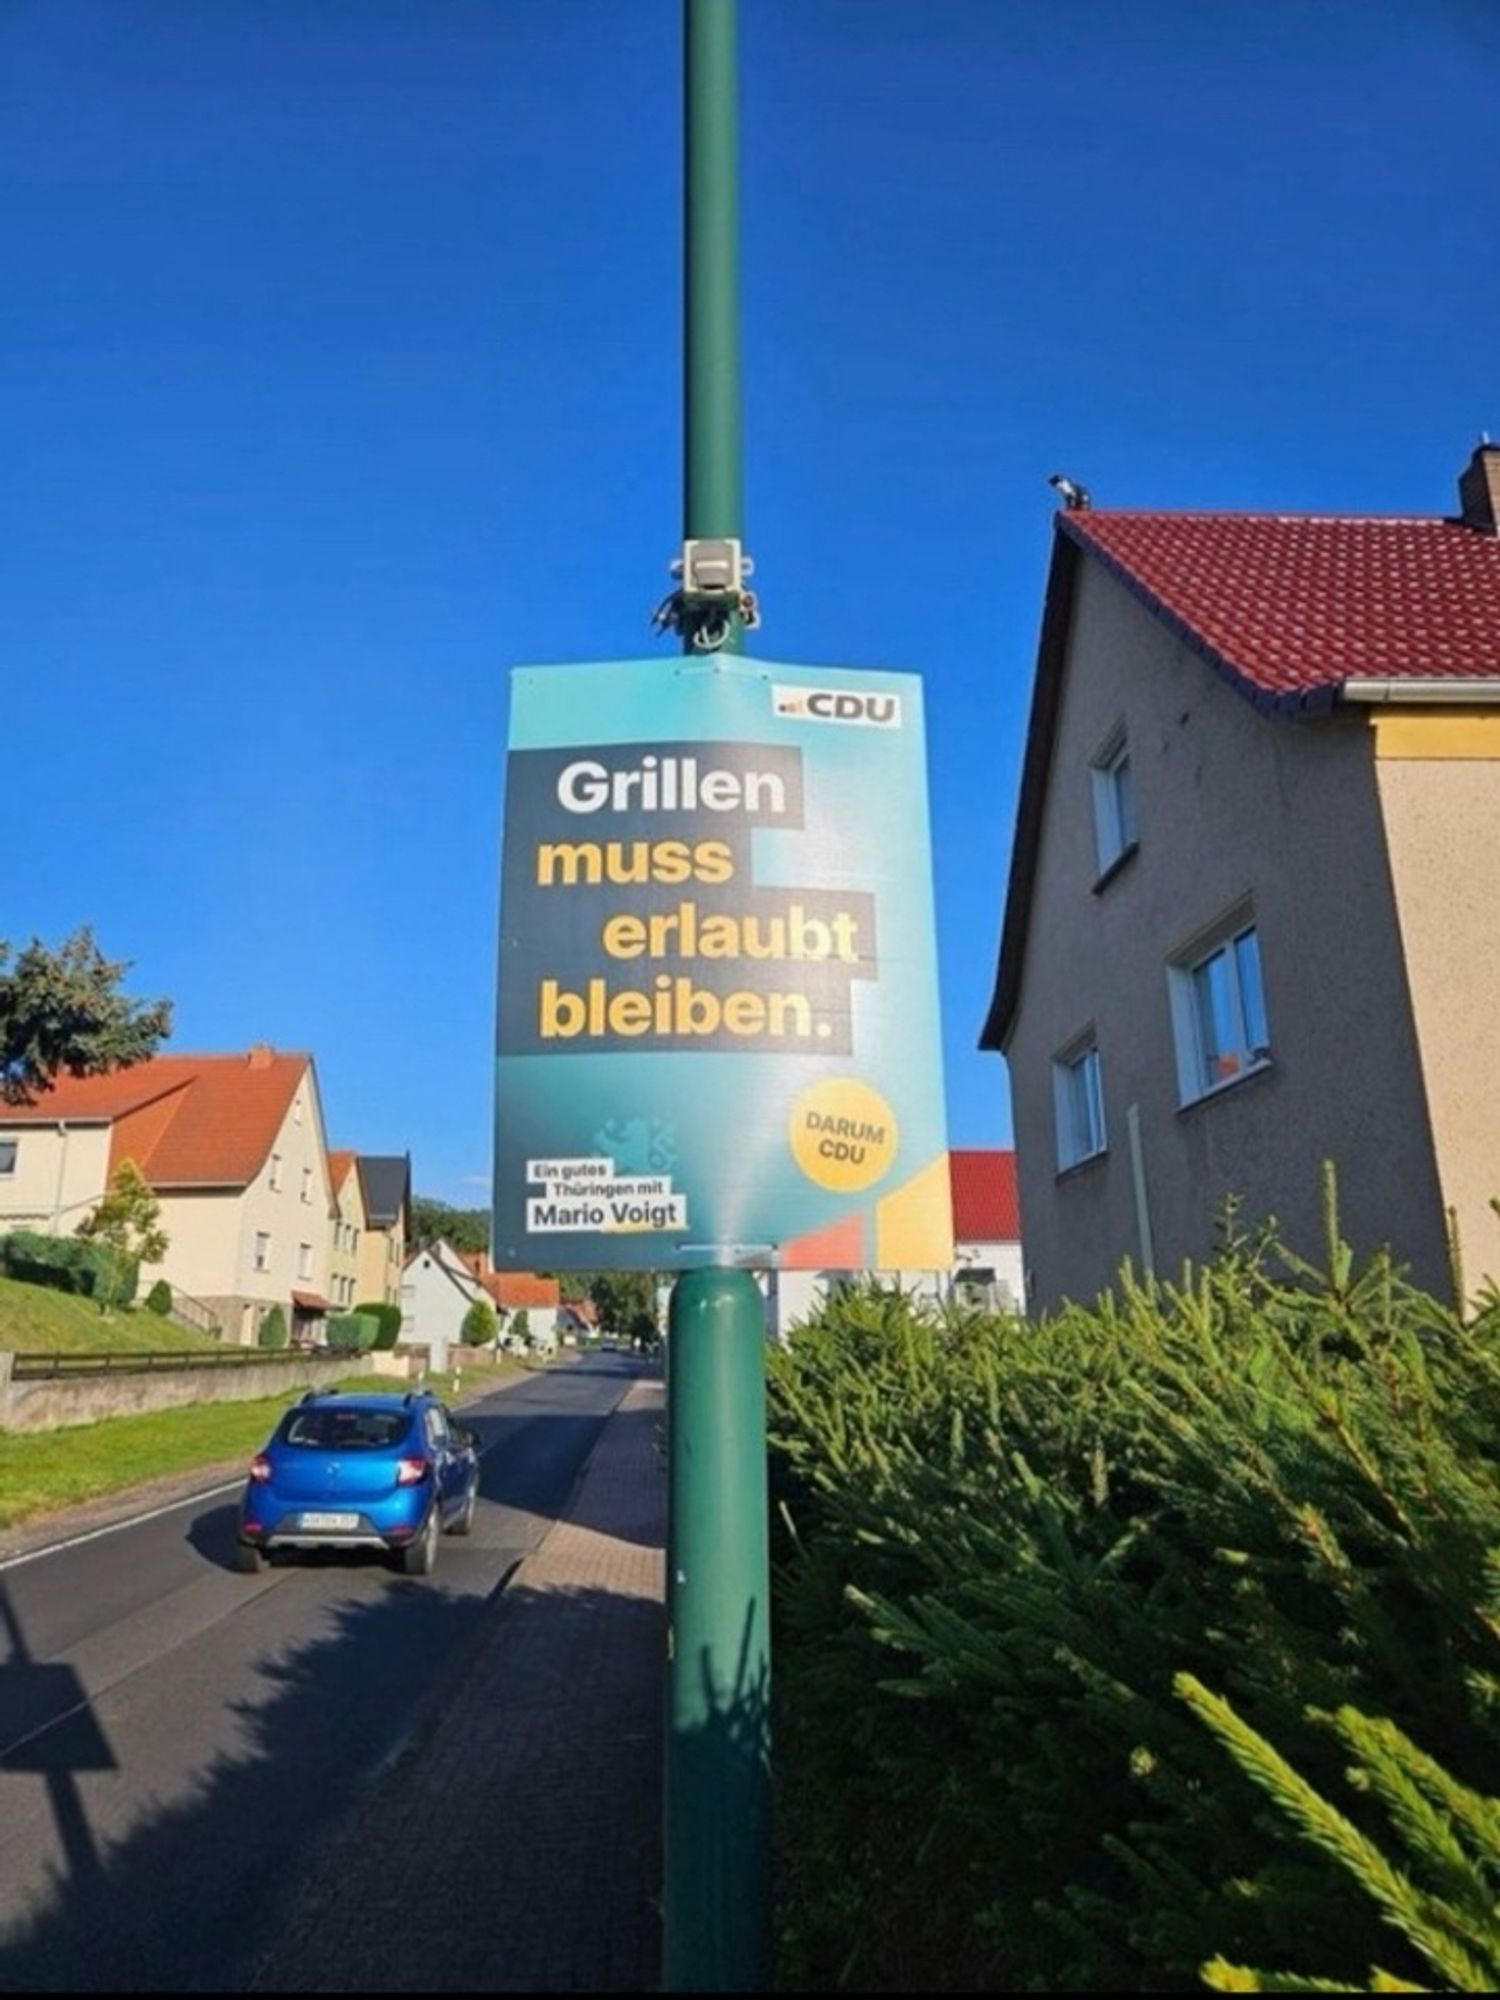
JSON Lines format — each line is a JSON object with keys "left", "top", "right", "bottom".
{"left": 240, "top": 1499, "right": 432, "bottom": 1551}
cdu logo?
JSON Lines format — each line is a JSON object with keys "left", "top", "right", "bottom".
{"left": 771, "top": 684, "right": 903, "bottom": 729}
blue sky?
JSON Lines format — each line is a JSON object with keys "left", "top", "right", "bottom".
{"left": 3, "top": 0, "right": 1497, "bottom": 1203}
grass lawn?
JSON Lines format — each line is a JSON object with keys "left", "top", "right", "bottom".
{"left": 0, "top": 1392, "right": 305, "bottom": 1529}
{"left": 0, "top": 1274, "right": 219, "bottom": 1355}
{"left": 0, "top": 1355, "right": 541, "bottom": 1532}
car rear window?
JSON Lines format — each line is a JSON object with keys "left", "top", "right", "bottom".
{"left": 280, "top": 1407, "right": 412, "bottom": 1451}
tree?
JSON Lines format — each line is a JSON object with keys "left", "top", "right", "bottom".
{"left": 77, "top": 1158, "right": 168, "bottom": 1314}
{"left": 1, "top": 927, "right": 171, "bottom": 1105}
{"left": 589, "top": 1269, "right": 656, "bottom": 1336}
{"left": 461, "top": 1298, "right": 497, "bottom": 1347}
{"left": 510, "top": 1307, "right": 532, "bottom": 1351}
{"left": 258, "top": 1304, "right": 288, "bottom": 1350}
{"left": 411, "top": 1196, "right": 489, "bottom": 1255}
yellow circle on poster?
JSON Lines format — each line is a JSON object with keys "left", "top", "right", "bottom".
{"left": 788, "top": 1078, "right": 899, "bottom": 1193}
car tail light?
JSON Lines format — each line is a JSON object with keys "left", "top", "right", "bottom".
{"left": 249, "top": 1454, "right": 272, "bottom": 1483}
{"left": 396, "top": 1457, "right": 428, "bottom": 1486}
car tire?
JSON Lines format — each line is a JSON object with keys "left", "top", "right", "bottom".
{"left": 450, "top": 1481, "right": 478, "bottom": 1537}
{"left": 235, "top": 1541, "right": 267, "bottom": 1575}
{"left": 398, "top": 1503, "right": 440, "bottom": 1577}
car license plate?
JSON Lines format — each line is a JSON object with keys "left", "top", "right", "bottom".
{"left": 298, "top": 1511, "right": 359, "bottom": 1531}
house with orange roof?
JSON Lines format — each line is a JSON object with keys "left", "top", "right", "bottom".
{"left": 982, "top": 441, "right": 1500, "bottom": 1312}
{"left": 0, "top": 1045, "right": 335, "bottom": 1344}
{"left": 326, "top": 1150, "right": 368, "bottom": 1313}
{"left": 453, "top": 1251, "right": 562, "bottom": 1350}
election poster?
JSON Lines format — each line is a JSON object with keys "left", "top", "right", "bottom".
{"left": 492, "top": 657, "right": 951, "bottom": 1273}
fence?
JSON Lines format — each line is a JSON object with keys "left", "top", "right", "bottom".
{"left": 11, "top": 1348, "right": 272, "bottom": 1382}
{"left": 0, "top": 1348, "right": 373, "bottom": 1433}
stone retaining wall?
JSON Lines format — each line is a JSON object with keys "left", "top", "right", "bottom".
{"left": 0, "top": 1351, "right": 375, "bottom": 1434}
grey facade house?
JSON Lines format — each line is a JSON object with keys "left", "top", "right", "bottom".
{"left": 982, "top": 443, "right": 1500, "bottom": 1314}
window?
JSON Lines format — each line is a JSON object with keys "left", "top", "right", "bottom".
{"left": 953, "top": 1266, "right": 998, "bottom": 1313}
{"left": 297, "top": 1241, "right": 313, "bottom": 1279}
{"left": 0, "top": 1139, "right": 16, "bottom": 1176}
{"left": 1091, "top": 730, "right": 1137, "bottom": 878}
{"left": 254, "top": 1232, "right": 271, "bottom": 1272}
{"left": 1053, "top": 1039, "right": 1107, "bottom": 1171}
{"left": 301, "top": 1167, "right": 312, "bottom": 1203}
{"left": 269, "top": 1152, "right": 282, "bottom": 1191}
{"left": 283, "top": 1407, "right": 410, "bottom": 1451}
{"left": 1170, "top": 917, "right": 1271, "bottom": 1103}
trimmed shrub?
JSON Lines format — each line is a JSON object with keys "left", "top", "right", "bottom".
{"left": 258, "top": 1304, "right": 288, "bottom": 1350}
{"left": 144, "top": 1278, "right": 174, "bottom": 1317}
{"left": 510, "top": 1308, "right": 531, "bottom": 1349}
{"left": 768, "top": 1185, "right": 1500, "bottom": 1994}
{"left": 0, "top": 1229, "right": 135, "bottom": 1303}
{"left": 355, "top": 1300, "right": 403, "bottom": 1350}
{"left": 461, "top": 1298, "right": 498, "bottom": 1347}
{"left": 325, "top": 1312, "right": 380, "bottom": 1354}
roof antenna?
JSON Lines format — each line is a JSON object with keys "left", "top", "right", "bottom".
{"left": 1048, "top": 472, "right": 1091, "bottom": 511}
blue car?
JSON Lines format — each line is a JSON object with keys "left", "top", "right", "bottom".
{"left": 236, "top": 1390, "right": 481, "bottom": 1576}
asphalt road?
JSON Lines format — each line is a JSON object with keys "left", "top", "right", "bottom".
{"left": 0, "top": 1354, "right": 640, "bottom": 1993}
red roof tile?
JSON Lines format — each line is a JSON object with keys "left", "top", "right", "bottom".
{"left": 327, "top": 1150, "right": 357, "bottom": 1194}
{"left": 0, "top": 1051, "right": 309, "bottom": 1188}
{"left": 489, "top": 1272, "right": 560, "bottom": 1311}
{"left": 949, "top": 1150, "right": 1020, "bottom": 1243}
{"left": 1062, "top": 512, "right": 1500, "bottom": 706}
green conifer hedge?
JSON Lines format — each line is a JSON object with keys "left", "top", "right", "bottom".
{"left": 768, "top": 1179, "right": 1500, "bottom": 1992}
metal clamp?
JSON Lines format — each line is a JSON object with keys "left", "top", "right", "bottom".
{"left": 652, "top": 537, "right": 761, "bottom": 651}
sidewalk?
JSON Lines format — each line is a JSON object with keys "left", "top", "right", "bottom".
{"left": 254, "top": 1375, "right": 668, "bottom": 1994}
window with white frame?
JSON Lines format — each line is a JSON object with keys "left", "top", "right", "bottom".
{"left": 301, "top": 1167, "right": 311, "bottom": 1203}
{"left": 298, "top": 1241, "right": 313, "bottom": 1279}
{"left": 269, "top": 1152, "right": 282, "bottom": 1191}
{"left": 1053, "top": 1037, "right": 1107, "bottom": 1171}
{"left": 1169, "top": 916, "right": 1271, "bottom": 1104}
{"left": 0, "top": 1139, "right": 16, "bottom": 1176}
{"left": 1090, "top": 730, "right": 1137, "bottom": 877}
{"left": 253, "top": 1232, "right": 271, "bottom": 1272}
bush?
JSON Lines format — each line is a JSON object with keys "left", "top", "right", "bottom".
{"left": 144, "top": 1278, "right": 174, "bottom": 1317}
{"left": 461, "top": 1298, "right": 498, "bottom": 1347}
{"left": 509, "top": 1308, "right": 531, "bottom": 1349}
{"left": 0, "top": 1228, "right": 136, "bottom": 1304}
{"left": 355, "top": 1300, "right": 403, "bottom": 1350}
{"left": 325, "top": 1312, "right": 380, "bottom": 1354}
{"left": 768, "top": 1182, "right": 1500, "bottom": 1994}
{"left": 258, "top": 1304, "right": 288, "bottom": 1350}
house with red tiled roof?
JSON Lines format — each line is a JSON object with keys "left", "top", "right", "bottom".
{"left": 981, "top": 442, "right": 1500, "bottom": 1311}
{"left": 451, "top": 1251, "right": 562, "bottom": 1349}
{"left": 762, "top": 1148, "right": 1023, "bottom": 1337}
{"left": 0, "top": 1046, "right": 336, "bottom": 1343}
{"left": 326, "top": 1150, "right": 368, "bottom": 1314}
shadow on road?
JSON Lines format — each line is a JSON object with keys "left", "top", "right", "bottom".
{"left": 0, "top": 1580, "right": 484, "bottom": 1992}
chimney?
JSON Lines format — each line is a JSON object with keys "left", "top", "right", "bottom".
{"left": 1458, "top": 440, "right": 1500, "bottom": 534}
{"left": 247, "top": 1043, "right": 274, "bottom": 1069}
